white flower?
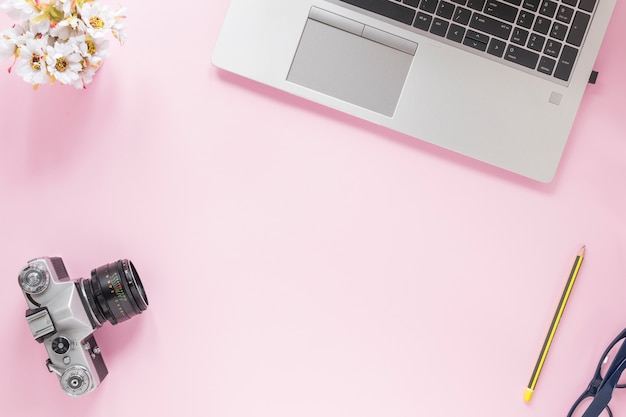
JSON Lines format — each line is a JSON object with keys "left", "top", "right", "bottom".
{"left": 111, "top": 6, "right": 126, "bottom": 44}
{"left": 70, "top": 35, "right": 108, "bottom": 88}
{"left": 50, "top": 14, "right": 86, "bottom": 40}
{"left": 79, "top": 2, "right": 114, "bottom": 38}
{"left": 14, "top": 36, "right": 49, "bottom": 85}
{"left": 54, "top": 0, "right": 74, "bottom": 18}
{"left": 29, "top": 13, "right": 51, "bottom": 36}
{"left": 0, "top": 0, "right": 39, "bottom": 22}
{"left": 77, "top": 36, "right": 109, "bottom": 68}
{"left": 1, "top": 0, "right": 127, "bottom": 88}
{"left": 0, "top": 23, "right": 26, "bottom": 62}
{"left": 45, "top": 41, "right": 82, "bottom": 85}
{"left": 0, "top": 34, "right": 14, "bottom": 62}
{"left": 71, "top": 63, "right": 95, "bottom": 89}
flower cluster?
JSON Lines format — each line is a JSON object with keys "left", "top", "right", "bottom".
{"left": 0, "top": 0, "right": 126, "bottom": 89}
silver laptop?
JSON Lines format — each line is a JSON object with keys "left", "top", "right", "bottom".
{"left": 212, "top": 0, "right": 616, "bottom": 182}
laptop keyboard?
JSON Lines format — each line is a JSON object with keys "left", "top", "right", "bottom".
{"left": 338, "top": 0, "right": 597, "bottom": 82}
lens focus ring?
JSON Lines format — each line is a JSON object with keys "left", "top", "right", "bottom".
{"left": 83, "top": 259, "right": 148, "bottom": 326}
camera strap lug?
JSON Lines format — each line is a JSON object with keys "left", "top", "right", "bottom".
{"left": 46, "top": 359, "right": 63, "bottom": 376}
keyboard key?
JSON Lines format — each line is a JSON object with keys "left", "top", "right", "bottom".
{"left": 403, "top": 0, "right": 420, "bottom": 7}
{"left": 447, "top": 24, "right": 466, "bottom": 42}
{"left": 420, "top": 0, "right": 439, "bottom": 13}
{"left": 453, "top": 7, "right": 472, "bottom": 25}
{"left": 522, "top": 0, "right": 540, "bottom": 12}
{"left": 466, "top": 29, "right": 490, "bottom": 43}
{"left": 511, "top": 28, "right": 529, "bottom": 45}
{"left": 504, "top": 44, "right": 539, "bottom": 69}
{"left": 554, "top": 44, "right": 578, "bottom": 81}
{"left": 436, "top": 1, "right": 456, "bottom": 19}
{"left": 527, "top": 33, "right": 545, "bottom": 51}
{"left": 544, "top": 39, "right": 562, "bottom": 57}
{"left": 550, "top": 21, "right": 568, "bottom": 40}
{"left": 338, "top": 0, "right": 416, "bottom": 25}
{"left": 539, "top": 0, "right": 557, "bottom": 17}
{"left": 578, "top": 0, "right": 597, "bottom": 13}
{"left": 467, "top": 0, "right": 486, "bottom": 11}
{"left": 413, "top": 12, "right": 433, "bottom": 31}
{"left": 533, "top": 16, "right": 551, "bottom": 34}
{"left": 484, "top": 0, "right": 518, "bottom": 22}
{"left": 463, "top": 36, "right": 488, "bottom": 51}
{"left": 567, "top": 11, "right": 590, "bottom": 46}
{"left": 430, "top": 18, "right": 450, "bottom": 37}
{"left": 487, "top": 38, "right": 506, "bottom": 56}
{"left": 561, "top": 0, "right": 577, "bottom": 6}
{"left": 502, "top": 0, "right": 522, "bottom": 5}
{"left": 537, "top": 56, "right": 556, "bottom": 75}
{"left": 517, "top": 11, "right": 535, "bottom": 29}
{"left": 451, "top": 0, "right": 468, "bottom": 5}
{"left": 470, "top": 12, "right": 513, "bottom": 39}
{"left": 556, "top": 5, "right": 575, "bottom": 23}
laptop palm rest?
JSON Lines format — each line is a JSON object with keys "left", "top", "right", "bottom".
{"left": 287, "top": 8, "right": 417, "bottom": 117}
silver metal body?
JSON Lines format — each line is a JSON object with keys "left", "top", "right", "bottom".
{"left": 19, "top": 257, "right": 107, "bottom": 397}
{"left": 212, "top": 0, "right": 616, "bottom": 182}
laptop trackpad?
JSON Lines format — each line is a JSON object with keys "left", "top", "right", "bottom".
{"left": 287, "top": 9, "right": 416, "bottom": 117}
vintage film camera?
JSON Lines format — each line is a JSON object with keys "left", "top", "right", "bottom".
{"left": 18, "top": 257, "right": 149, "bottom": 396}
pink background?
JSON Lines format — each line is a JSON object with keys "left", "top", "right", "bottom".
{"left": 1, "top": 1, "right": 625, "bottom": 416}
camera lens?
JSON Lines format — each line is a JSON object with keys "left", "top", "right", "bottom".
{"left": 82, "top": 260, "right": 148, "bottom": 326}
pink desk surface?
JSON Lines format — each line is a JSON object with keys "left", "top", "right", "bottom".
{"left": 1, "top": 1, "right": 625, "bottom": 416}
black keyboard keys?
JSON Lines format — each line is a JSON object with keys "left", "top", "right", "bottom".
{"left": 436, "top": 1, "right": 456, "bottom": 19}
{"left": 487, "top": 38, "right": 507, "bottom": 57}
{"left": 527, "top": 33, "right": 545, "bottom": 52}
{"left": 420, "top": 0, "right": 439, "bottom": 14}
{"left": 338, "top": 0, "right": 593, "bottom": 83}
{"left": 538, "top": 56, "right": 556, "bottom": 75}
{"left": 339, "top": 0, "right": 416, "bottom": 25}
{"left": 484, "top": 0, "right": 519, "bottom": 22}
{"left": 539, "top": 0, "right": 558, "bottom": 18}
{"left": 447, "top": 24, "right": 467, "bottom": 42}
{"left": 414, "top": 12, "right": 433, "bottom": 31}
{"left": 431, "top": 18, "right": 450, "bottom": 36}
{"left": 464, "top": 37, "right": 488, "bottom": 51}
{"left": 453, "top": 7, "right": 472, "bottom": 25}
{"left": 567, "top": 11, "right": 591, "bottom": 47}
{"left": 554, "top": 45, "right": 578, "bottom": 81}
{"left": 504, "top": 45, "right": 539, "bottom": 69}
{"left": 470, "top": 13, "right": 512, "bottom": 40}
{"left": 578, "top": 0, "right": 597, "bottom": 13}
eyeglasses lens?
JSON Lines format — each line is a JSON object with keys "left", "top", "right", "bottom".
{"left": 600, "top": 338, "right": 626, "bottom": 386}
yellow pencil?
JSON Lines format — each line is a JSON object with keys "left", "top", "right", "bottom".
{"left": 524, "top": 246, "right": 585, "bottom": 403}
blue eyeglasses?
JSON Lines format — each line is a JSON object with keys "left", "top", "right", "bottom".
{"left": 568, "top": 328, "right": 626, "bottom": 417}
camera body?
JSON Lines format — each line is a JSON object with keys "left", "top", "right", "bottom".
{"left": 18, "top": 257, "right": 148, "bottom": 397}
